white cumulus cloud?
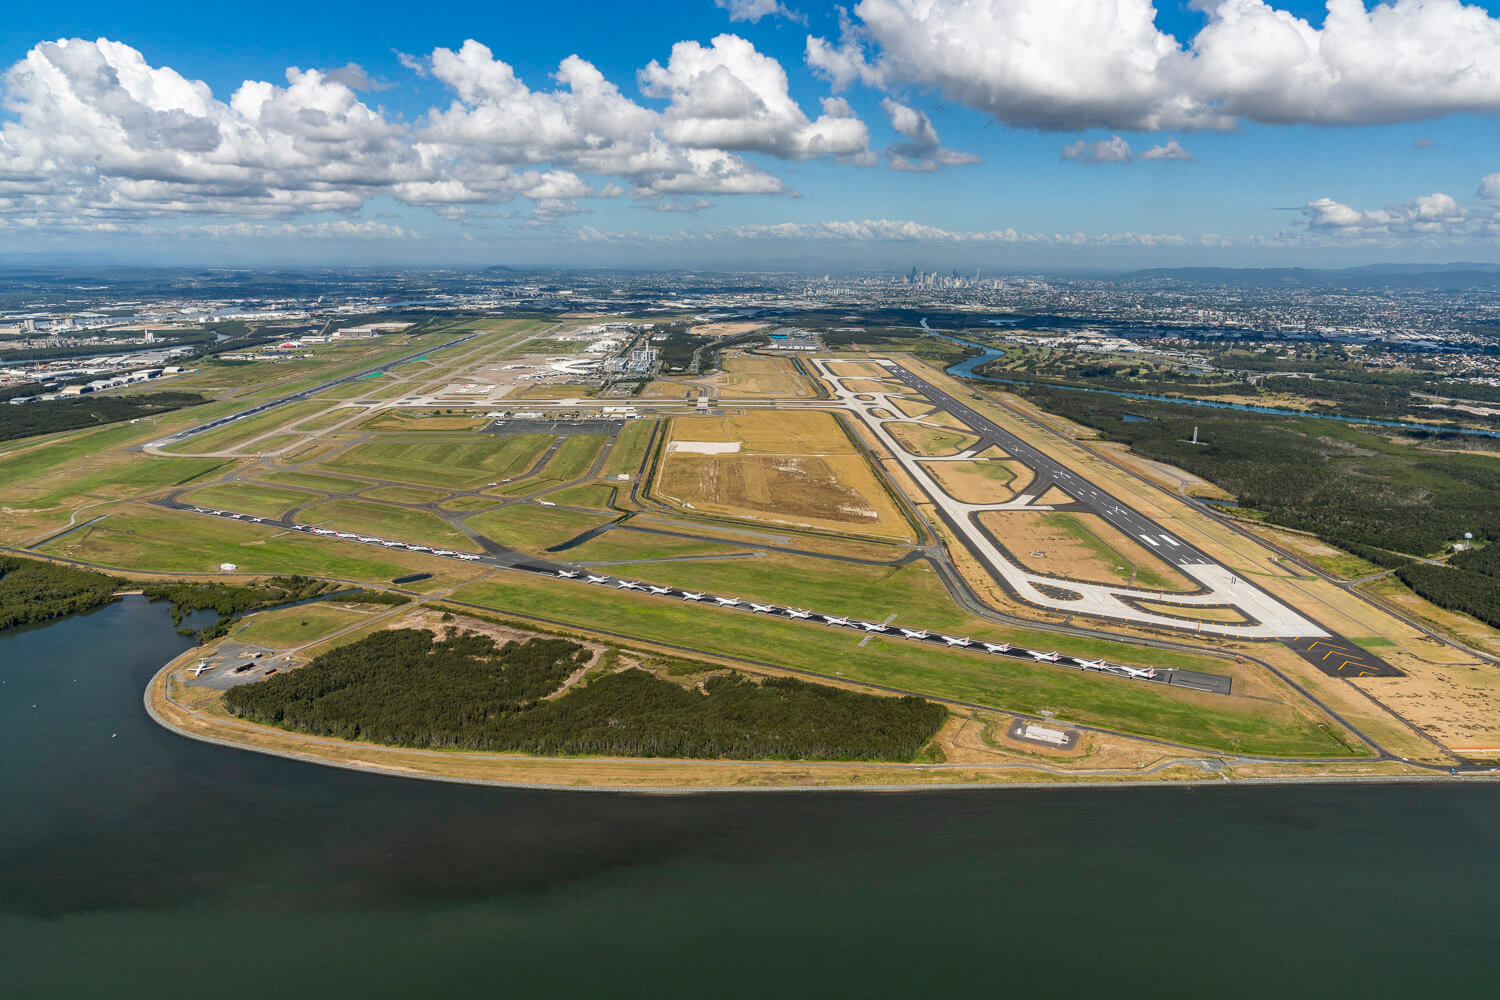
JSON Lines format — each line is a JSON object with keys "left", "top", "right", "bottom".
{"left": 1060, "top": 136, "right": 1134, "bottom": 163}
{"left": 808, "top": 0, "right": 1500, "bottom": 131}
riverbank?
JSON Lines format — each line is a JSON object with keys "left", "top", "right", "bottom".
{"left": 145, "top": 644, "right": 1485, "bottom": 792}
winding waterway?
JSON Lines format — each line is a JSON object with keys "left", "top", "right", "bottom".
{"left": 2, "top": 598, "right": 1497, "bottom": 994}
{"left": 924, "top": 320, "right": 1500, "bottom": 439}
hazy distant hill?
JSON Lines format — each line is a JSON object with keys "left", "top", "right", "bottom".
{"left": 1128, "top": 264, "right": 1500, "bottom": 290}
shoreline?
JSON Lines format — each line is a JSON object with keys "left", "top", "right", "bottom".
{"left": 144, "top": 651, "right": 1496, "bottom": 794}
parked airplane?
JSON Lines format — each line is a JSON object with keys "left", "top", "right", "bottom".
{"left": 941, "top": 635, "right": 971, "bottom": 647}
{"left": 556, "top": 570, "right": 579, "bottom": 578}
{"left": 713, "top": 596, "right": 741, "bottom": 606}
{"left": 822, "top": 615, "right": 853, "bottom": 627}
{"left": 680, "top": 591, "right": 705, "bottom": 601}
{"left": 616, "top": 580, "right": 643, "bottom": 590}
{"left": 586, "top": 575, "right": 609, "bottom": 584}
{"left": 1117, "top": 664, "right": 1157, "bottom": 679}
{"left": 1074, "top": 658, "right": 1108, "bottom": 671}
{"left": 646, "top": 585, "right": 672, "bottom": 595}
{"left": 786, "top": 608, "right": 812, "bottom": 619}
{"left": 749, "top": 603, "right": 775, "bottom": 613}
{"left": 1029, "top": 650, "right": 1061, "bottom": 662}
{"left": 190, "top": 661, "right": 212, "bottom": 677}
{"left": 899, "top": 628, "right": 929, "bottom": 639}
{"left": 858, "top": 622, "right": 888, "bottom": 632}
{"left": 981, "top": 642, "right": 1012, "bottom": 654}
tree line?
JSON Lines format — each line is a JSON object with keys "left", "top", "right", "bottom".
{"left": 1, "top": 391, "right": 211, "bottom": 443}
{"left": 143, "top": 575, "right": 335, "bottom": 641}
{"left": 0, "top": 555, "right": 123, "bottom": 632}
{"left": 224, "top": 628, "right": 947, "bottom": 762}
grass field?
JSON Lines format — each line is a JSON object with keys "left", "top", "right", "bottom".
{"left": 885, "top": 421, "right": 981, "bottom": 457}
{"left": 437, "top": 496, "right": 502, "bottom": 512}
{"left": 449, "top": 575, "right": 1355, "bottom": 757}
{"left": 182, "top": 482, "right": 324, "bottom": 519}
{"left": 545, "top": 483, "right": 617, "bottom": 510}
{"left": 40, "top": 505, "right": 486, "bottom": 586}
{"left": 562, "top": 528, "right": 752, "bottom": 563}
{"left": 922, "top": 459, "right": 1025, "bottom": 504}
{"left": 259, "top": 470, "right": 368, "bottom": 493}
{"left": 291, "top": 408, "right": 366, "bottom": 432}
{"left": 656, "top": 411, "right": 912, "bottom": 540}
{"left": 467, "top": 505, "right": 617, "bottom": 554}
{"left": 296, "top": 498, "right": 479, "bottom": 551}
{"left": 317, "top": 434, "right": 553, "bottom": 489}
{"left": 355, "top": 412, "right": 487, "bottom": 432}
{"left": 227, "top": 603, "right": 374, "bottom": 647}
{"left": 163, "top": 400, "right": 332, "bottom": 454}
{"left": 601, "top": 419, "right": 658, "bottom": 477}
{"left": 980, "top": 510, "right": 1197, "bottom": 592}
{"left": 360, "top": 485, "right": 451, "bottom": 504}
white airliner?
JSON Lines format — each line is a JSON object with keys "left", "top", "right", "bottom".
{"left": 1118, "top": 664, "right": 1157, "bottom": 680}
{"left": 556, "top": 570, "right": 579, "bottom": 578}
{"left": 1074, "top": 658, "right": 1108, "bottom": 671}
{"left": 190, "top": 661, "right": 213, "bottom": 677}
{"left": 823, "top": 615, "right": 853, "bottom": 627}
{"left": 981, "top": 642, "right": 1012, "bottom": 654}
{"left": 1029, "top": 650, "right": 1061, "bottom": 662}
{"left": 899, "top": 628, "right": 929, "bottom": 640}
{"left": 749, "top": 603, "right": 775, "bottom": 613}
{"left": 858, "top": 622, "right": 888, "bottom": 632}
{"left": 680, "top": 591, "right": 705, "bottom": 601}
{"left": 713, "top": 596, "right": 741, "bottom": 607}
{"left": 586, "top": 575, "right": 609, "bottom": 584}
{"left": 941, "top": 635, "right": 971, "bottom": 647}
{"left": 786, "top": 608, "right": 812, "bottom": 619}
{"left": 643, "top": 584, "right": 671, "bottom": 595}
{"left": 616, "top": 580, "right": 643, "bottom": 590}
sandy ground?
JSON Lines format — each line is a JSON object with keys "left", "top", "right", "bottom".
{"left": 921, "top": 459, "right": 1027, "bottom": 505}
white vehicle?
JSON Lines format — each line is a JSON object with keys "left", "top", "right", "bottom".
{"left": 941, "top": 635, "right": 971, "bottom": 647}
{"left": 982, "top": 642, "right": 1012, "bottom": 654}
{"left": 1029, "top": 650, "right": 1061, "bottom": 662}
{"left": 586, "top": 575, "right": 609, "bottom": 584}
{"left": 459, "top": 554, "right": 481, "bottom": 561}
{"left": 358, "top": 536, "right": 379, "bottom": 543}
{"left": 616, "top": 580, "right": 643, "bottom": 590}
{"left": 858, "top": 622, "right": 888, "bottom": 632}
{"left": 786, "top": 608, "right": 812, "bottom": 619}
{"left": 313, "top": 528, "right": 335, "bottom": 536}
{"left": 646, "top": 585, "right": 672, "bottom": 595}
{"left": 190, "top": 661, "right": 213, "bottom": 677}
{"left": 713, "top": 596, "right": 741, "bottom": 607}
{"left": 899, "top": 628, "right": 929, "bottom": 640}
{"left": 335, "top": 532, "right": 355, "bottom": 539}
{"left": 680, "top": 591, "right": 705, "bottom": 601}
{"left": 248, "top": 517, "right": 264, "bottom": 523}
{"left": 537, "top": 500, "right": 557, "bottom": 507}
{"left": 382, "top": 541, "right": 403, "bottom": 547}
{"left": 1074, "top": 658, "right": 1108, "bottom": 671}
{"left": 1117, "top": 664, "right": 1157, "bottom": 680}
{"left": 749, "top": 603, "right": 775, "bottom": 613}
{"left": 556, "top": 570, "right": 579, "bottom": 578}
{"left": 822, "top": 615, "right": 853, "bottom": 627}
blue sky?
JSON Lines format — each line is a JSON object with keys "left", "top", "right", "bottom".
{"left": 5, "top": 0, "right": 1500, "bottom": 269}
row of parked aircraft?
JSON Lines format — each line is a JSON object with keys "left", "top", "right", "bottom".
{"left": 183, "top": 506, "right": 485, "bottom": 561}
{"left": 550, "top": 568, "right": 1158, "bottom": 680}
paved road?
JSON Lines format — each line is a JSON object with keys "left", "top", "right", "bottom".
{"left": 149, "top": 332, "right": 481, "bottom": 447}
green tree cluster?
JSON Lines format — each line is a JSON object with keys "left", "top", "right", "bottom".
{"left": 0, "top": 555, "right": 123, "bottom": 631}
{"left": 224, "top": 628, "right": 947, "bottom": 761}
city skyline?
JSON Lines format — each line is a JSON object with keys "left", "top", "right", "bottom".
{"left": 7, "top": 0, "right": 1500, "bottom": 266}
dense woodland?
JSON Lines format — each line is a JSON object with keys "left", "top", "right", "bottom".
{"left": 225, "top": 628, "right": 946, "bottom": 761}
{"left": 1007, "top": 385, "right": 1500, "bottom": 628}
{"left": 0, "top": 391, "right": 211, "bottom": 443}
{"left": 144, "top": 575, "right": 336, "bottom": 641}
{"left": 0, "top": 555, "right": 123, "bottom": 631}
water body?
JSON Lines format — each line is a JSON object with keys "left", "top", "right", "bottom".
{"left": 922, "top": 321, "right": 1500, "bottom": 439}
{"left": 3, "top": 599, "right": 1497, "bottom": 996}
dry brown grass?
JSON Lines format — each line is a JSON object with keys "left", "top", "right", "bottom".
{"left": 884, "top": 421, "right": 980, "bottom": 457}
{"left": 921, "top": 459, "right": 1028, "bottom": 504}
{"left": 977, "top": 510, "right": 1198, "bottom": 592}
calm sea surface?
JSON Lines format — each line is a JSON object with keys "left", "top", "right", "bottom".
{"left": 2, "top": 597, "right": 1496, "bottom": 997}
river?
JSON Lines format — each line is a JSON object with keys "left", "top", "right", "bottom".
{"left": 922, "top": 321, "right": 1500, "bottom": 439}
{"left": 2, "top": 598, "right": 1496, "bottom": 996}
